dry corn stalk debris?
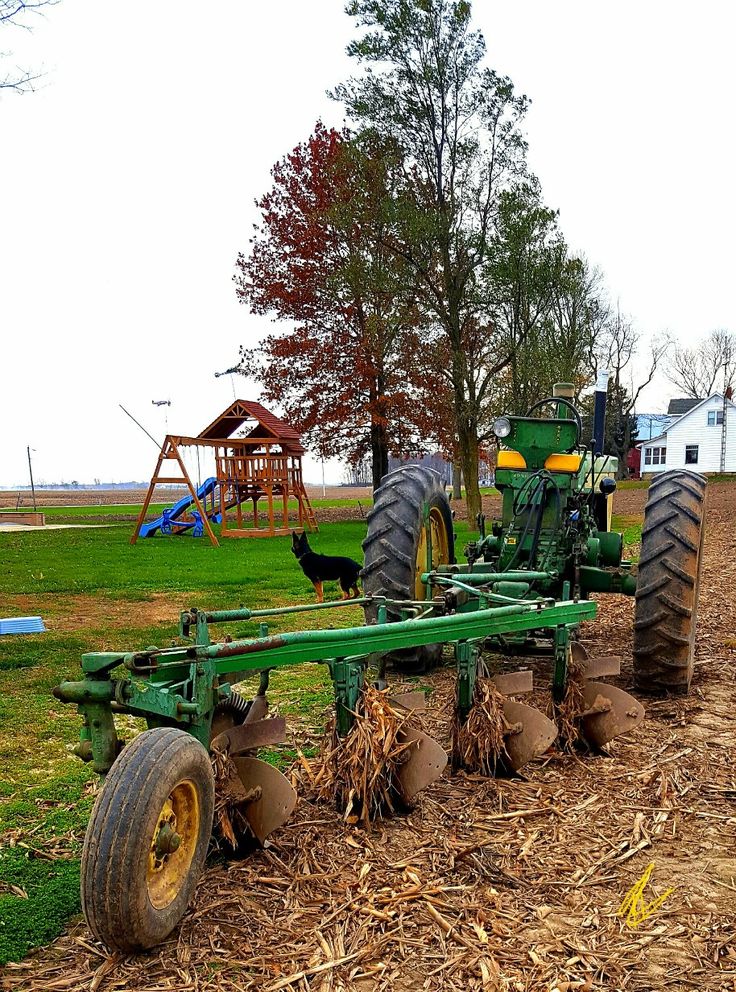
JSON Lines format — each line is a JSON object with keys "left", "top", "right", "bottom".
{"left": 211, "top": 746, "right": 252, "bottom": 849}
{"left": 3, "top": 489, "right": 736, "bottom": 990}
{"left": 306, "top": 685, "right": 418, "bottom": 825}
{"left": 452, "top": 677, "right": 510, "bottom": 775}
{"left": 552, "top": 658, "right": 587, "bottom": 753}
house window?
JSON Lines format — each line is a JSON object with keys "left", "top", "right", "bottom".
{"left": 707, "top": 410, "right": 724, "bottom": 426}
{"left": 685, "top": 445, "right": 699, "bottom": 464}
{"left": 644, "top": 446, "right": 666, "bottom": 466}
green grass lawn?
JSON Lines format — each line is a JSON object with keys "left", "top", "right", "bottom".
{"left": 0, "top": 519, "right": 468, "bottom": 964}
{"left": 0, "top": 506, "right": 642, "bottom": 965}
{"left": 611, "top": 513, "right": 643, "bottom": 549}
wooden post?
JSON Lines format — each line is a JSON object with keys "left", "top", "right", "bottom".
{"left": 267, "top": 485, "right": 275, "bottom": 536}
{"left": 131, "top": 443, "right": 168, "bottom": 545}
{"left": 219, "top": 479, "right": 227, "bottom": 536}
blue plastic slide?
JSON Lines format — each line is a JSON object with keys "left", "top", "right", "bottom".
{"left": 139, "top": 477, "right": 219, "bottom": 538}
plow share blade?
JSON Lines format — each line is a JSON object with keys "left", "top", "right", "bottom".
{"left": 493, "top": 671, "right": 557, "bottom": 772}
{"left": 573, "top": 645, "right": 645, "bottom": 748}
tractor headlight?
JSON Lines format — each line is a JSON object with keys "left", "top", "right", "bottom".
{"left": 493, "top": 416, "right": 512, "bottom": 439}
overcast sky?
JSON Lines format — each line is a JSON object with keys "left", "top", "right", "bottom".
{"left": 1, "top": 1, "right": 734, "bottom": 487}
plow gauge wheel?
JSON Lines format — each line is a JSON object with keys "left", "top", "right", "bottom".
{"left": 81, "top": 727, "right": 214, "bottom": 952}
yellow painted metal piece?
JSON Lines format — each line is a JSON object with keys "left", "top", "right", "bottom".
{"left": 544, "top": 453, "right": 582, "bottom": 473}
{"left": 415, "top": 506, "right": 451, "bottom": 599}
{"left": 618, "top": 862, "right": 674, "bottom": 928}
{"left": 147, "top": 780, "right": 200, "bottom": 910}
{"left": 497, "top": 450, "right": 527, "bottom": 470}
{"left": 605, "top": 494, "right": 613, "bottom": 530}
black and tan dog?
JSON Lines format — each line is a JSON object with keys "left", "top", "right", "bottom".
{"left": 291, "top": 531, "right": 361, "bottom": 602}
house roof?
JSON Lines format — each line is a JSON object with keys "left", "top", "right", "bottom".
{"left": 637, "top": 393, "right": 736, "bottom": 448}
{"left": 667, "top": 397, "right": 702, "bottom": 415}
{"left": 637, "top": 431, "right": 667, "bottom": 448}
{"left": 198, "top": 400, "right": 305, "bottom": 454}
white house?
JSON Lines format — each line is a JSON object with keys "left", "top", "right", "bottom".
{"left": 638, "top": 393, "right": 736, "bottom": 474}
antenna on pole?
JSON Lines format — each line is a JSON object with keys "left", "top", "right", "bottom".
{"left": 152, "top": 399, "right": 171, "bottom": 432}
{"left": 215, "top": 365, "right": 240, "bottom": 400}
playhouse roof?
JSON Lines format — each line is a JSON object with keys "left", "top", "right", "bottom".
{"left": 198, "top": 400, "right": 305, "bottom": 454}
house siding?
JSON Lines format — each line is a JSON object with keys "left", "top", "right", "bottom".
{"left": 640, "top": 395, "right": 736, "bottom": 474}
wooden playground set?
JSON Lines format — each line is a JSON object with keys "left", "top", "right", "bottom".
{"left": 131, "top": 401, "right": 317, "bottom": 547}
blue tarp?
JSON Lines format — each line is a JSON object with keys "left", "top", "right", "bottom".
{"left": 0, "top": 616, "right": 46, "bottom": 635}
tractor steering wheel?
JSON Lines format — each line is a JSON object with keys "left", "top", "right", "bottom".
{"left": 525, "top": 397, "right": 582, "bottom": 451}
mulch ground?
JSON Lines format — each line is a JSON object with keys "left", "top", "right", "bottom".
{"left": 3, "top": 487, "right": 736, "bottom": 991}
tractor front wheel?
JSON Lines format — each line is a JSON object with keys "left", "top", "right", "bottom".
{"left": 362, "top": 465, "right": 454, "bottom": 672}
{"left": 633, "top": 470, "right": 707, "bottom": 694}
{"left": 81, "top": 727, "right": 215, "bottom": 952}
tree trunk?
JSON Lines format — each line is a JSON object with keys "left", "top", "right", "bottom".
{"left": 447, "top": 300, "right": 482, "bottom": 521}
{"left": 452, "top": 461, "right": 462, "bottom": 501}
{"left": 451, "top": 383, "right": 482, "bottom": 521}
{"left": 370, "top": 418, "right": 389, "bottom": 490}
{"left": 457, "top": 417, "right": 481, "bottom": 522}
{"left": 369, "top": 372, "right": 390, "bottom": 491}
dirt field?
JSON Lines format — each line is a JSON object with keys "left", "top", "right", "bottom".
{"left": 0, "top": 486, "right": 372, "bottom": 509}
{"left": 4, "top": 485, "right": 735, "bottom": 992}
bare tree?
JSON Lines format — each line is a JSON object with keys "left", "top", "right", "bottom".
{"left": 664, "top": 328, "right": 736, "bottom": 399}
{"left": 343, "top": 458, "right": 372, "bottom": 486}
{"left": 597, "top": 309, "right": 670, "bottom": 475}
{"left": 1, "top": 1, "right": 59, "bottom": 93}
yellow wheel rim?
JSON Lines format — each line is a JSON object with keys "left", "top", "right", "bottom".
{"left": 147, "top": 780, "right": 200, "bottom": 910}
{"left": 415, "top": 506, "right": 450, "bottom": 600}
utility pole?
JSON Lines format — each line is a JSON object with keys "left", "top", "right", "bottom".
{"left": 27, "top": 446, "right": 37, "bottom": 510}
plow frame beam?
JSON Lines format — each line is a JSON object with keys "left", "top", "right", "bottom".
{"left": 54, "top": 595, "right": 597, "bottom": 774}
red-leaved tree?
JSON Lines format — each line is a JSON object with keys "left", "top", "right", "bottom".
{"left": 234, "top": 122, "right": 444, "bottom": 489}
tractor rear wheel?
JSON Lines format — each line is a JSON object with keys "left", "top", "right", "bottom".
{"left": 362, "top": 465, "right": 454, "bottom": 672}
{"left": 81, "top": 727, "right": 215, "bottom": 952}
{"left": 633, "top": 470, "right": 707, "bottom": 694}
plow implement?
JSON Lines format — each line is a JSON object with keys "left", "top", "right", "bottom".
{"left": 54, "top": 591, "right": 640, "bottom": 952}
{"left": 52, "top": 383, "right": 705, "bottom": 953}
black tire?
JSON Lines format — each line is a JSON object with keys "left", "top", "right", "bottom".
{"left": 362, "top": 465, "right": 454, "bottom": 672}
{"left": 633, "top": 470, "right": 707, "bottom": 694}
{"left": 81, "top": 727, "right": 215, "bottom": 952}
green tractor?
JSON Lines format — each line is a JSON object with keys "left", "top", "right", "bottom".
{"left": 363, "top": 382, "right": 707, "bottom": 697}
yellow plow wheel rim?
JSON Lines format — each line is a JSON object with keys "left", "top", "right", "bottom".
{"left": 414, "top": 506, "right": 450, "bottom": 600}
{"left": 147, "top": 779, "right": 200, "bottom": 910}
